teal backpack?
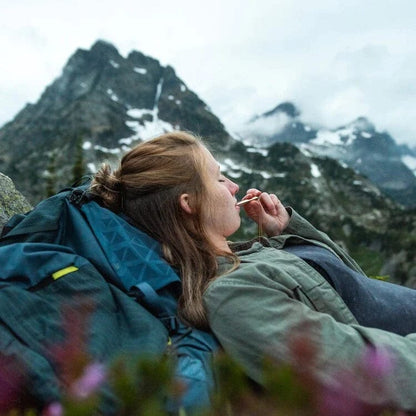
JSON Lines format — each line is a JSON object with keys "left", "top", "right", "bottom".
{"left": 0, "top": 185, "right": 219, "bottom": 413}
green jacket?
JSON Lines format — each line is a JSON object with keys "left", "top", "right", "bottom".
{"left": 204, "top": 209, "right": 416, "bottom": 410}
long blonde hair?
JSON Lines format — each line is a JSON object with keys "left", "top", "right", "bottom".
{"left": 90, "top": 131, "right": 237, "bottom": 329}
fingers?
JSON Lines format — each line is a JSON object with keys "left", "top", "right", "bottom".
{"left": 259, "top": 193, "right": 279, "bottom": 216}
{"left": 241, "top": 189, "right": 288, "bottom": 236}
{"left": 270, "top": 193, "right": 284, "bottom": 210}
{"left": 242, "top": 189, "right": 284, "bottom": 214}
{"left": 243, "top": 188, "right": 262, "bottom": 200}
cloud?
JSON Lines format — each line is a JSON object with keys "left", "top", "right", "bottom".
{"left": 242, "top": 112, "right": 292, "bottom": 138}
{"left": 1, "top": 0, "right": 416, "bottom": 146}
{"left": 285, "top": 43, "right": 416, "bottom": 143}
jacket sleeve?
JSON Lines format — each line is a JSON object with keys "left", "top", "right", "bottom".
{"left": 273, "top": 208, "right": 365, "bottom": 274}
{"left": 204, "top": 268, "right": 416, "bottom": 410}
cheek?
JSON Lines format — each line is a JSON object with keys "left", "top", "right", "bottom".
{"left": 201, "top": 201, "right": 218, "bottom": 224}
{"left": 208, "top": 186, "right": 226, "bottom": 207}
{"left": 202, "top": 199, "right": 228, "bottom": 226}
{"left": 203, "top": 185, "right": 236, "bottom": 222}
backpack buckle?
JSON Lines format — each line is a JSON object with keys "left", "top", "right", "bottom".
{"left": 68, "top": 188, "right": 91, "bottom": 206}
{"left": 161, "top": 316, "right": 180, "bottom": 335}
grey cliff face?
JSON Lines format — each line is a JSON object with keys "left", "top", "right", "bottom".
{"left": 0, "top": 173, "right": 31, "bottom": 232}
{"left": 0, "top": 40, "right": 234, "bottom": 204}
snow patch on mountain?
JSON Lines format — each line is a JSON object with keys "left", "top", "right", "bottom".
{"left": 94, "top": 145, "right": 122, "bottom": 154}
{"left": 361, "top": 132, "right": 372, "bottom": 139}
{"left": 247, "top": 147, "right": 269, "bottom": 157}
{"left": 87, "top": 163, "right": 96, "bottom": 173}
{"left": 106, "top": 89, "right": 119, "bottom": 102}
{"left": 403, "top": 155, "right": 416, "bottom": 175}
{"left": 311, "top": 127, "right": 358, "bottom": 146}
{"left": 122, "top": 118, "right": 174, "bottom": 145}
{"left": 121, "top": 77, "right": 174, "bottom": 144}
{"left": 220, "top": 158, "right": 286, "bottom": 180}
{"left": 133, "top": 67, "right": 147, "bottom": 74}
{"left": 127, "top": 108, "right": 152, "bottom": 118}
{"left": 310, "top": 163, "right": 321, "bottom": 178}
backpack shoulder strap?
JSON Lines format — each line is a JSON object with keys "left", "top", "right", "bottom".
{"left": 129, "top": 282, "right": 180, "bottom": 334}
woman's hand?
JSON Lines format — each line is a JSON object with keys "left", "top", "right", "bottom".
{"left": 241, "top": 189, "right": 290, "bottom": 237}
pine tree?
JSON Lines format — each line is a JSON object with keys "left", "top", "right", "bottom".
{"left": 45, "top": 152, "right": 57, "bottom": 197}
{"left": 72, "top": 136, "right": 86, "bottom": 185}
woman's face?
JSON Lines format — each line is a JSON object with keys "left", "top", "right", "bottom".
{"left": 200, "top": 148, "right": 241, "bottom": 251}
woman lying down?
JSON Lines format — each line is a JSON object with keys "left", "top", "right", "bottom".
{"left": 90, "top": 131, "right": 416, "bottom": 411}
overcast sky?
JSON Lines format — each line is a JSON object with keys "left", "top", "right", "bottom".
{"left": 1, "top": 0, "right": 416, "bottom": 146}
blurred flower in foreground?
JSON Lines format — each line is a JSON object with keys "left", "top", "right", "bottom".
{"left": 318, "top": 345, "right": 396, "bottom": 416}
{"left": 362, "top": 345, "right": 394, "bottom": 377}
{"left": 318, "top": 369, "right": 368, "bottom": 416}
{"left": 48, "top": 300, "right": 94, "bottom": 388}
{"left": 70, "top": 362, "right": 107, "bottom": 399}
{"left": 0, "top": 355, "right": 25, "bottom": 412}
{"left": 42, "top": 401, "right": 64, "bottom": 416}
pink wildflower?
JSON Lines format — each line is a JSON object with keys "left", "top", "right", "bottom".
{"left": 317, "top": 369, "right": 367, "bottom": 416}
{"left": 362, "top": 345, "right": 394, "bottom": 377}
{"left": 0, "top": 356, "right": 25, "bottom": 412}
{"left": 42, "top": 401, "right": 64, "bottom": 416}
{"left": 70, "top": 362, "right": 107, "bottom": 399}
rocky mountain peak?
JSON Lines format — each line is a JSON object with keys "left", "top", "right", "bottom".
{"left": 263, "top": 101, "right": 300, "bottom": 118}
{"left": 347, "top": 116, "right": 376, "bottom": 133}
{"left": 127, "top": 49, "right": 161, "bottom": 70}
{"left": 90, "top": 39, "right": 120, "bottom": 56}
{"left": 0, "top": 40, "right": 233, "bottom": 203}
{"left": 239, "top": 101, "right": 416, "bottom": 208}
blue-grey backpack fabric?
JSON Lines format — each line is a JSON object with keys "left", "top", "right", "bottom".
{"left": 0, "top": 186, "right": 219, "bottom": 413}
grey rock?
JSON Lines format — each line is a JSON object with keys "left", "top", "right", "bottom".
{"left": 0, "top": 172, "right": 31, "bottom": 233}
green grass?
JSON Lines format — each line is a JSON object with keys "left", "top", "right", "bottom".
{"left": 348, "top": 245, "right": 385, "bottom": 278}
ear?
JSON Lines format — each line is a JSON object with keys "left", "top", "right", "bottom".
{"left": 179, "top": 193, "right": 193, "bottom": 214}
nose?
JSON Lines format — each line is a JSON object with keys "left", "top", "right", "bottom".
{"left": 228, "top": 178, "right": 239, "bottom": 195}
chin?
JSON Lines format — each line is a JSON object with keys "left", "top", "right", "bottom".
{"left": 230, "top": 221, "right": 241, "bottom": 236}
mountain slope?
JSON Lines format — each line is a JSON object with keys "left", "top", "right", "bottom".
{"left": 0, "top": 40, "right": 233, "bottom": 203}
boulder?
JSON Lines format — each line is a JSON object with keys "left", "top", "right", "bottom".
{"left": 0, "top": 172, "right": 32, "bottom": 233}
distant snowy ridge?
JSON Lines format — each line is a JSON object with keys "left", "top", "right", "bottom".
{"left": 237, "top": 102, "right": 416, "bottom": 207}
